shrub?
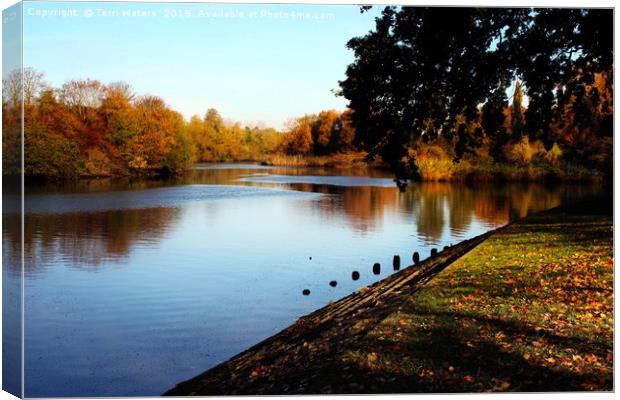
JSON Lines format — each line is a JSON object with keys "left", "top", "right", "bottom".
{"left": 504, "top": 137, "right": 534, "bottom": 165}
{"left": 415, "top": 145, "right": 456, "bottom": 181}
{"left": 544, "top": 143, "right": 563, "bottom": 167}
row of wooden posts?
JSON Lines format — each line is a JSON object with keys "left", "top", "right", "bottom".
{"left": 302, "top": 246, "right": 449, "bottom": 296}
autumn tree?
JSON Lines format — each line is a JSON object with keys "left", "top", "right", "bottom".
{"left": 185, "top": 108, "right": 285, "bottom": 162}
{"left": 202, "top": 108, "right": 227, "bottom": 160}
{"left": 126, "top": 96, "right": 176, "bottom": 170}
{"left": 106, "top": 81, "right": 135, "bottom": 102}
{"left": 552, "top": 70, "right": 613, "bottom": 170}
{"left": 36, "top": 89, "right": 84, "bottom": 140}
{"left": 284, "top": 110, "right": 358, "bottom": 156}
{"left": 313, "top": 110, "right": 339, "bottom": 154}
{"left": 100, "top": 82, "right": 139, "bottom": 148}
{"left": 3, "top": 68, "right": 197, "bottom": 178}
{"left": 204, "top": 108, "right": 224, "bottom": 133}
{"left": 187, "top": 115, "right": 209, "bottom": 160}
{"left": 23, "top": 127, "right": 83, "bottom": 177}
{"left": 24, "top": 88, "right": 84, "bottom": 177}
{"left": 284, "top": 116, "right": 314, "bottom": 155}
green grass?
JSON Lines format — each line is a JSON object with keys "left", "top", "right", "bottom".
{"left": 342, "top": 199, "right": 613, "bottom": 392}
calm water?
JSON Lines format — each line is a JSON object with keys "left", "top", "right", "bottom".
{"left": 2, "top": 164, "right": 600, "bottom": 397}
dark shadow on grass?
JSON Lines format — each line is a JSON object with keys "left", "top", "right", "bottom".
{"left": 409, "top": 307, "right": 613, "bottom": 353}
{"left": 328, "top": 308, "right": 612, "bottom": 393}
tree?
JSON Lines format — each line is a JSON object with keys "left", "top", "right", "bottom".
{"left": 313, "top": 110, "right": 339, "bottom": 153}
{"left": 552, "top": 70, "right": 613, "bottom": 168}
{"left": 339, "top": 7, "right": 613, "bottom": 180}
{"left": 128, "top": 95, "right": 177, "bottom": 170}
{"left": 100, "top": 83, "right": 139, "bottom": 147}
{"left": 2, "top": 69, "right": 21, "bottom": 108}
{"left": 187, "top": 115, "right": 209, "bottom": 160}
{"left": 24, "top": 127, "right": 83, "bottom": 178}
{"left": 331, "top": 109, "right": 356, "bottom": 151}
{"left": 482, "top": 89, "right": 509, "bottom": 163}
{"left": 284, "top": 116, "right": 314, "bottom": 155}
{"left": 35, "top": 89, "right": 83, "bottom": 141}
{"left": 59, "top": 79, "right": 105, "bottom": 118}
{"left": 2, "top": 67, "right": 47, "bottom": 107}
{"left": 511, "top": 80, "right": 525, "bottom": 142}
{"left": 106, "top": 81, "right": 135, "bottom": 102}
{"left": 204, "top": 108, "right": 224, "bottom": 133}
{"left": 3, "top": 72, "right": 198, "bottom": 178}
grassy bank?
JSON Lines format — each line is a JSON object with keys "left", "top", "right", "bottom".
{"left": 166, "top": 195, "right": 612, "bottom": 394}
{"left": 344, "top": 196, "right": 613, "bottom": 392}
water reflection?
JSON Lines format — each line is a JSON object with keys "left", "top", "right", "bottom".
{"left": 3, "top": 208, "right": 182, "bottom": 275}
{"left": 238, "top": 177, "right": 593, "bottom": 241}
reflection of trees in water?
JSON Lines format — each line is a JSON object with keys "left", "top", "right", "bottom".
{"left": 189, "top": 168, "right": 595, "bottom": 244}
{"left": 339, "top": 186, "right": 399, "bottom": 233}
{"left": 403, "top": 184, "right": 490, "bottom": 242}
{"left": 409, "top": 183, "right": 570, "bottom": 243}
{"left": 287, "top": 183, "right": 400, "bottom": 234}
{"left": 473, "top": 185, "right": 569, "bottom": 226}
{"left": 290, "top": 181, "right": 577, "bottom": 243}
{"left": 24, "top": 175, "right": 184, "bottom": 196}
{"left": 409, "top": 185, "right": 448, "bottom": 243}
{"left": 2, "top": 207, "right": 181, "bottom": 276}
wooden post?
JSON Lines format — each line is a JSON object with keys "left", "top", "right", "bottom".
{"left": 373, "top": 263, "right": 381, "bottom": 275}
{"left": 431, "top": 248, "right": 438, "bottom": 257}
{"left": 393, "top": 255, "right": 401, "bottom": 270}
{"left": 412, "top": 252, "right": 420, "bottom": 264}
{"left": 352, "top": 271, "right": 360, "bottom": 280}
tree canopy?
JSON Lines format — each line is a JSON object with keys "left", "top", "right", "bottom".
{"left": 339, "top": 7, "right": 613, "bottom": 181}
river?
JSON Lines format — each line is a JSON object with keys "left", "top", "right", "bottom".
{"left": 1, "top": 164, "right": 600, "bottom": 396}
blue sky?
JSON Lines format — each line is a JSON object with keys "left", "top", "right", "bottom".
{"left": 22, "top": 1, "right": 381, "bottom": 129}
{"left": 2, "top": 2, "right": 21, "bottom": 76}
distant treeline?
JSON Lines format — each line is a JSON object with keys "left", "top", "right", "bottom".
{"left": 1, "top": 68, "right": 362, "bottom": 179}
{"left": 2, "top": 67, "right": 612, "bottom": 182}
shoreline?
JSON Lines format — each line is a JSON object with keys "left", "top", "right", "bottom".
{"left": 6, "top": 159, "right": 607, "bottom": 185}
{"left": 165, "top": 195, "right": 612, "bottom": 395}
